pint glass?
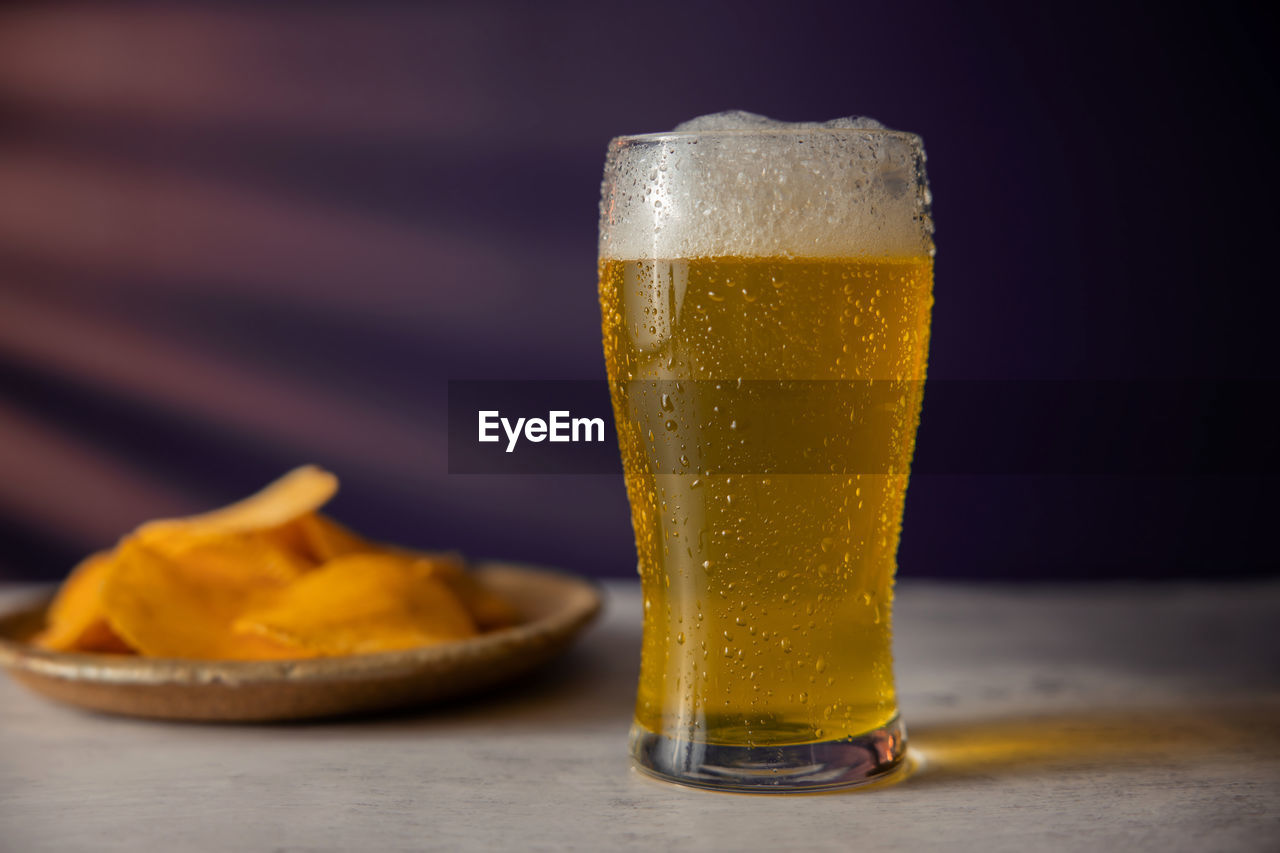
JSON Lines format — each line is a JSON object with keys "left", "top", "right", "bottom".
{"left": 598, "top": 115, "right": 933, "bottom": 792}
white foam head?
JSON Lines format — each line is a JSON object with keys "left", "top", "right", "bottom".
{"left": 599, "top": 111, "right": 932, "bottom": 260}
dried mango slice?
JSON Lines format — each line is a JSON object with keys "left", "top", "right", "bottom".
{"left": 134, "top": 465, "right": 338, "bottom": 545}
{"left": 233, "top": 553, "right": 477, "bottom": 655}
{"left": 255, "top": 518, "right": 315, "bottom": 565}
{"left": 34, "top": 551, "right": 134, "bottom": 653}
{"left": 295, "top": 513, "right": 371, "bottom": 562}
{"left": 35, "top": 466, "right": 522, "bottom": 661}
{"left": 100, "top": 541, "right": 309, "bottom": 659}
{"left": 73, "top": 620, "right": 136, "bottom": 654}
{"left": 417, "top": 555, "right": 523, "bottom": 631}
{"left": 146, "top": 529, "right": 316, "bottom": 585}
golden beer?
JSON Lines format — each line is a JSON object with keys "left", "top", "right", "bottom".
{"left": 599, "top": 115, "right": 933, "bottom": 790}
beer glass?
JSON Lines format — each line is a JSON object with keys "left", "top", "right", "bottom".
{"left": 598, "top": 114, "right": 933, "bottom": 792}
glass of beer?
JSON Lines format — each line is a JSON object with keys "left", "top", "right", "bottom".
{"left": 598, "top": 113, "right": 934, "bottom": 792}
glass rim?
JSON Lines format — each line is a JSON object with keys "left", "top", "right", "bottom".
{"left": 609, "top": 127, "right": 924, "bottom": 146}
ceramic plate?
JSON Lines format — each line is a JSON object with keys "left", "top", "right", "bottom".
{"left": 0, "top": 562, "right": 601, "bottom": 722}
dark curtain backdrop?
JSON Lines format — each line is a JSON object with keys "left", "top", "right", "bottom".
{"left": 0, "top": 0, "right": 1276, "bottom": 581}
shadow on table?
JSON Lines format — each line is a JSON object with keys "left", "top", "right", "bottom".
{"left": 902, "top": 702, "right": 1280, "bottom": 788}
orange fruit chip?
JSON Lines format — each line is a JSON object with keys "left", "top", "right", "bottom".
{"left": 35, "top": 552, "right": 134, "bottom": 653}
{"left": 294, "top": 513, "right": 371, "bottom": 562}
{"left": 100, "top": 541, "right": 308, "bottom": 660}
{"left": 73, "top": 620, "right": 136, "bottom": 654}
{"left": 134, "top": 465, "right": 338, "bottom": 545}
{"left": 418, "top": 556, "right": 523, "bottom": 631}
{"left": 145, "top": 528, "right": 317, "bottom": 586}
{"left": 450, "top": 575, "right": 522, "bottom": 632}
{"left": 233, "top": 553, "right": 478, "bottom": 655}
{"left": 34, "top": 466, "right": 519, "bottom": 660}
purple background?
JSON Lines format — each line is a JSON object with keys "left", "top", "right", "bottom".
{"left": 0, "top": 1, "right": 1275, "bottom": 581}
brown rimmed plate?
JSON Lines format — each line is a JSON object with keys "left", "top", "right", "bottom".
{"left": 0, "top": 562, "right": 601, "bottom": 722}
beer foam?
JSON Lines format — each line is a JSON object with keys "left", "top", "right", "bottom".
{"left": 672, "top": 111, "right": 888, "bottom": 133}
{"left": 600, "top": 111, "right": 932, "bottom": 260}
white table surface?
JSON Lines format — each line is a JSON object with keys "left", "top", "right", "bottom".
{"left": 1, "top": 580, "right": 1277, "bottom": 852}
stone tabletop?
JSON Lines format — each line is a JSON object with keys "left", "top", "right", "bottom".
{"left": 1, "top": 581, "right": 1277, "bottom": 852}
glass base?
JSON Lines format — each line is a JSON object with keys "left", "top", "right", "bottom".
{"left": 630, "top": 715, "right": 907, "bottom": 793}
